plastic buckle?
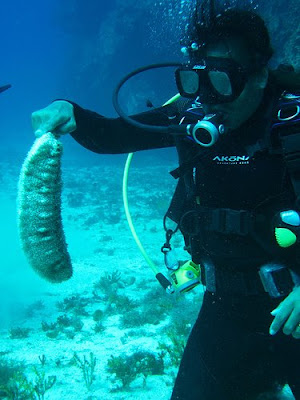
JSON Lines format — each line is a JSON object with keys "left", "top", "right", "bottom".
{"left": 259, "top": 264, "right": 297, "bottom": 298}
{"left": 210, "top": 208, "right": 251, "bottom": 236}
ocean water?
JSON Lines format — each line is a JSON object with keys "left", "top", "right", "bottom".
{"left": 0, "top": 0, "right": 298, "bottom": 399}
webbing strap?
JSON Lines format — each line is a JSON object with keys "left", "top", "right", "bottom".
{"left": 170, "top": 148, "right": 211, "bottom": 179}
{"left": 180, "top": 207, "right": 257, "bottom": 237}
{"left": 271, "top": 94, "right": 300, "bottom": 206}
{"left": 280, "top": 131, "right": 300, "bottom": 207}
{"left": 209, "top": 208, "right": 254, "bottom": 236}
{"left": 281, "top": 133, "right": 300, "bottom": 172}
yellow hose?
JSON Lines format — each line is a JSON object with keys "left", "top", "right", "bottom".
{"left": 122, "top": 94, "right": 180, "bottom": 274}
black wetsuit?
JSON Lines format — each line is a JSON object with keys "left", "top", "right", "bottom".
{"left": 69, "top": 86, "right": 300, "bottom": 400}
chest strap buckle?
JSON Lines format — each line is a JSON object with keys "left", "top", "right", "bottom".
{"left": 210, "top": 208, "right": 253, "bottom": 236}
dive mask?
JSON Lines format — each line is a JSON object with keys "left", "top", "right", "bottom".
{"left": 175, "top": 57, "right": 255, "bottom": 103}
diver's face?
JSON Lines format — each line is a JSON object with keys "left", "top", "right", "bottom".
{"left": 201, "top": 37, "right": 268, "bottom": 130}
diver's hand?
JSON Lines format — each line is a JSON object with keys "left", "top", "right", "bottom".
{"left": 31, "top": 100, "right": 76, "bottom": 138}
{"left": 269, "top": 285, "right": 300, "bottom": 339}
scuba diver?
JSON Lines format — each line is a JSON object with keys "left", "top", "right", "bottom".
{"left": 0, "top": 84, "right": 11, "bottom": 94}
{"left": 31, "top": 1, "right": 300, "bottom": 399}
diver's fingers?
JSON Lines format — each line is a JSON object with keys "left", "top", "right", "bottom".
{"left": 269, "top": 303, "right": 290, "bottom": 335}
{"left": 54, "top": 113, "right": 76, "bottom": 135}
{"left": 31, "top": 111, "right": 44, "bottom": 136}
{"left": 32, "top": 109, "right": 66, "bottom": 137}
{"left": 292, "top": 325, "right": 300, "bottom": 339}
{"left": 282, "top": 309, "right": 300, "bottom": 335}
{"left": 31, "top": 101, "right": 76, "bottom": 137}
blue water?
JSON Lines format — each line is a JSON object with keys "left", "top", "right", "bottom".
{"left": 0, "top": 1, "right": 298, "bottom": 398}
{"left": 1, "top": 0, "right": 298, "bottom": 156}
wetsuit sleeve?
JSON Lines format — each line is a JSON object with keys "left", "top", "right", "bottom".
{"left": 69, "top": 102, "right": 180, "bottom": 154}
{"left": 293, "top": 250, "right": 300, "bottom": 275}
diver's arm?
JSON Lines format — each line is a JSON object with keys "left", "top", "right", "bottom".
{"left": 69, "top": 102, "right": 179, "bottom": 154}
{"left": 292, "top": 251, "right": 300, "bottom": 274}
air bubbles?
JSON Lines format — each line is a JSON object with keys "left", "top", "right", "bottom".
{"left": 149, "top": 0, "right": 198, "bottom": 56}
{"left": 181, "top": 46, "right": 189, "bottom": 56}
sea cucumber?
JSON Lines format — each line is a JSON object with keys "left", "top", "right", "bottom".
{"left": 17, "top": 132, "right": 72, "bottom": 283}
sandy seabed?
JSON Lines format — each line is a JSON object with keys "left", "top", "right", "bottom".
{"left": 0, "top": 155, "right": 202, "bottom": 400}
{"left": 0, "top": 154, "right": 295, "bottom": 400}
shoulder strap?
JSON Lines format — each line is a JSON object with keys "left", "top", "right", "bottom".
{"left": 269, "top": 69, "right": 300, "bottom": 92}
{"left": 271, "top": 92, "right": 300, "bottom": 207}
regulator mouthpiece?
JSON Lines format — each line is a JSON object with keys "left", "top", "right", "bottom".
{"left": 188, "top": 112, "right": 225, "bottom": 147}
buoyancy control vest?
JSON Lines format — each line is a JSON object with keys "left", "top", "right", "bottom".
{"left": 165, "top": 90, "right": 300, "bottom": 270}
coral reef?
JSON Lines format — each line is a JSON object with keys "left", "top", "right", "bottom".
{"left": 0, "top": 358, "right": 56, "bottom": 400}
{"left": 9, "top": 327, "right": 31, "bottom": 340}
{"left": 72, "top": 352, "right": 97, "bottom": 391}
{"left": 107, "top": 350, "right": 164, "bottom": 390}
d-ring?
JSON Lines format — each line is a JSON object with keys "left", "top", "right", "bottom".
{"left": 278, "top": 105, "right": 300, "bottom": 121}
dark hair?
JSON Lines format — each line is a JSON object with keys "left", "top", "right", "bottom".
{"left": 184, "top": 5, "right": 273, "bottom": 66}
